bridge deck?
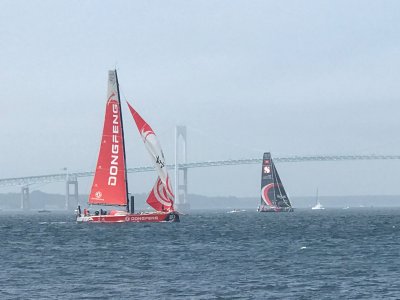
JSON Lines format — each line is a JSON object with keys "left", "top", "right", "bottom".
{"left": 1, "top": 155, "right": 399, "bottom": 187}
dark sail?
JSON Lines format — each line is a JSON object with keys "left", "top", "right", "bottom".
{"left": 259, "top": 152, "right": 293, "bottom": 212}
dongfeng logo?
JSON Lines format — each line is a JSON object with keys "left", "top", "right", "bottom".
{"left": 95, "top": 191, "right": 102, "bottom": 199}
{"left": 108, "top": 102, "right": 120, "bottom": 186}
{"left": 263, "top": 166, "right": 271, "bottom": 174}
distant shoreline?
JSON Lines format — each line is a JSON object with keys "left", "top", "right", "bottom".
{"left": 0, "top": 190, "right": 399, "bottom": 210}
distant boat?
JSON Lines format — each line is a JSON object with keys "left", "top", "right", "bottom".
{"left": 227, "top": 209, "right": 246, "bottom": 213}
{"left": 257, "top": 152, "right": 294, "bottom": 212}
{"left": 76, "top": 70, "right": 179, "bottom": 223}
{"left": 38, "top": 209, "right": 51, "bottom": 213}
{"left": 311, "top": 189, "right": 325, "bottom": 210}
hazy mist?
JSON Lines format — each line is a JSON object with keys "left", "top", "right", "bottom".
{"left": 1, "top": 0, "right": 399, "bottom": 198}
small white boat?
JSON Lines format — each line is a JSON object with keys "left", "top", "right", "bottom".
{"left": 311, "top": 189, "right": 325, "bottom": 210}
{"left": 311, "top": 202, "right": 325, "bottom": 210}
{"left": 227, "top": 209, "right": 246, "bottom": 213}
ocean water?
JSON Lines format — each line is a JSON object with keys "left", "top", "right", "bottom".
{"left": 0, "top": 208, "right": 400, "bottom": 299}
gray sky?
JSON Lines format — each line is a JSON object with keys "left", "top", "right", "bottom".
{"left": 1, "top": 0, "right": 399, "bottom": 198}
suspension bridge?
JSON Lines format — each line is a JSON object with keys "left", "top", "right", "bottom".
{"left": 1, "top": 126, "right": 400, "bottom": 210}
{"left": 1, "top": 154, "right": 400, "bottom": 210}
{"left": 1, "top": 154, "right": 400, "bottom": 187}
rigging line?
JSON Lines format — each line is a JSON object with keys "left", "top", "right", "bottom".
{"left": 273, "top": 163, "right": 289, "bottom": 207}
{"left": 275, "top": 167, "right": 290, "bottom": 207}
{"left": 275, "top": 166, "right": 285, "bottom": 201}
{"left": 119, "top": 85, "right": 129, "bottom": 104}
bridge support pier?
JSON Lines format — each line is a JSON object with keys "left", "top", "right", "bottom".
{"left": 21, "top": 186, "right": 30, "bottom": 210}
{"left": 175, "top": 125, "right": 190, "bottom": 211}
{"left": 65, "top": 176, "right": 79, "bottom": 211}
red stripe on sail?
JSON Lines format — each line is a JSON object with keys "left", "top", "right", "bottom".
{"left": 126, "top": 101, "right": 154, "bottom": 139}
{"left": 261, "top": 183, "right": 274, "bottom": 206}
{"left": 88, "top": 97, "right": 127, "bottom": 206}
{"left": 126, "top": 101, "right": 175, "bottom": 212}
{"left": 146, "top": 177, "right": 174, "bottom": 212}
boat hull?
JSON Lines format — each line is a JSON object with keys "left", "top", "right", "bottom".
{"left": 258, "top": 206, "right": 294, "bottom": 212}
{"left": 76, "top": 211, "right": 180, "bottom": 223}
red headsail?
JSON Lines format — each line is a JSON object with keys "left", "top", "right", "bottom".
{"left": 146, "top": 177, "right": 175, "bottom": 212}
{"left": 127, "top": 102, "right": 175, "bottom": 211}
{"left": 88, "top": 71, "right": 128, "bottom": 206}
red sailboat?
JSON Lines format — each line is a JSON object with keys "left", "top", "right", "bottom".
{"left": 76, "top": 70, "right": 179, "bottom": 223}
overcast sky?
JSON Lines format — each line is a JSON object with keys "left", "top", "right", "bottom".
{"left": 1, "top": 0, "right": 399, "bottom": 198}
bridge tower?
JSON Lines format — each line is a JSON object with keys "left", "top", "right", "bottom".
{"left": 65, "top": 175, "right": 79, "bottom": 210}
{"left": 175, "top": 125, "right": 190, "bottom": 211}
{"left": 20, "top": 186, "right": 30, "bottom": 210}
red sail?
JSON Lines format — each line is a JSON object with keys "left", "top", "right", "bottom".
{"left": 88, "top": 71, "right": 128, "bottom": 206}
{"left": 126, "top": 102, "right": 175, "bottom": 212}
{"left": 146, "top": 177, "right": 174, "bottom": 212}
{"left": 127, "top": 102, "right": 154, "bottom": 138}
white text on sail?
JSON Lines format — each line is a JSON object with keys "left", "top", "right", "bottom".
{"left": 108, "top": 103, "right": 119, "bottom": 186}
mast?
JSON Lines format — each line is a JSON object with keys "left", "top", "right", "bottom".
{"left": 114, "top": 70, "right": 130, "bottom": 212}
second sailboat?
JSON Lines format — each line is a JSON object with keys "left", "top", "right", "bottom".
{"left": 258, "top": 152, "right": 294, "bottom": 212}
